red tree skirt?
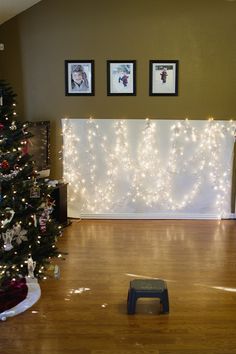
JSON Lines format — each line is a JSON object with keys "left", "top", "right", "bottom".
{"left": 0, "top": 278, "right": 28, "bottom": 313}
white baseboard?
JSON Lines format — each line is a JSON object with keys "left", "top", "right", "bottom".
{"left": 75, "top": 212, "right": 236, "bottom": 220}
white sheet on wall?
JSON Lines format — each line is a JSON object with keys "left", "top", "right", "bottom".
{"left": 62, "top": 118, "right": 236, "bottom": 219}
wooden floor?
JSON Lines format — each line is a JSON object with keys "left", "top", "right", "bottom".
{"left": 1, "top": 219, "right": 236, "bottom": 354}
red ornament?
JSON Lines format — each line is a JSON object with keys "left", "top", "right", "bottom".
{"left": 22, "top": 140, "right": 29, "bottom": 155}
{"left": 0, "top": 123, "right": 4, "bottom": 130}
{"left": 0, "top": 160, "right": 9, "bottom": 170}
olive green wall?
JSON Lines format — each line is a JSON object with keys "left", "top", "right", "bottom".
{"left": 0, "top": 0, "right": 236, "bottom": 178}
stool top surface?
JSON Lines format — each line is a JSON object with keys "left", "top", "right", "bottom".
{"left": 130, "top": 279, "right": 166, "bottom": 291}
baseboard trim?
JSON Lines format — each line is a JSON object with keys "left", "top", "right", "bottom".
{"left": 75, "top": 212, "right": 236, "bottom": 220}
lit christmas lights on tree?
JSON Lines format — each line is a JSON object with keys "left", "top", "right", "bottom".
{"left": 0, "top": 81, "right": 62, "bottom": 292}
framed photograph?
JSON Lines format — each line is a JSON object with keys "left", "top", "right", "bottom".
{"left": 149, "top": 60, "right": 178, "bottom": 96}
{"left": 65, "top": 60, "right": 94, "bottom": 96}
{"left": 30, "top": 184, "right": 41, "bottom": 198}
{"left": 107, "top": 60, "right": 136, "bottom": 96}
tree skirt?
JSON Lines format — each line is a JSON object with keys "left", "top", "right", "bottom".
{"left": 0, "top": 277, "right": 41, "bottom": 321}
{"left": 0, "top": 278, "right": 28, "bottom": 313}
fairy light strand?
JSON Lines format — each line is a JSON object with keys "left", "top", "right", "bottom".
{"left": 62, "top": 118, "right": 236, "bottom": 218}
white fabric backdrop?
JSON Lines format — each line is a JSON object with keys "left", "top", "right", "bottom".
{"left": 62, "top": 119, "right": 236, "bottom": 219}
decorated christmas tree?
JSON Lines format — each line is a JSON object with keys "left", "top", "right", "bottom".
{"left": 0, "top": 81, "right": 62, "bottom": 313}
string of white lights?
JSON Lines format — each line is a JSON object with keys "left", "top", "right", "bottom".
{"left": 62, "top": 118, "right": 236, "bottom": 218}
{"left": 84, "top": 119, "right": 134, "bottom": 212}
{"left": 62, "top": 119, "right": 82, "bottom": 204}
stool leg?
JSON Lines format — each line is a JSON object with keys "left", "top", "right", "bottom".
{"left": 160, "top": 289, "right": 169, "bottom": 313}
{"left": 127, "top": 289, "right": 136, "bottom": 314}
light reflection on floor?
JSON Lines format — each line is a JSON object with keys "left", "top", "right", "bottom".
{"left": 126, "top": 273, "right": 177, "bottom": 282}
{"left": 69, "top": 287, "right": 91, "bottom": 295}
{"left": 194, "top": 283, "right": 236, "bottom": 292}
{"left": 126, "top": 274, "right": 236, "bottom": 292}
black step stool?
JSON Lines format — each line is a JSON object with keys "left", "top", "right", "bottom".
{"left": 127, "top": 279, "right": 169, "bottom": 315}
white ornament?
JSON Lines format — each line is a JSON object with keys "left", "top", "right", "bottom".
{"left": 54, "top": 265, "right": 60, "bottom": 279}
{"left": 14, "top": 224, "right": 28, "bottom": 244}
{"left": 27, "top": 256, "right": 36, "bottom": 278}
{"left": 1, "top": 208, "right": 15, "bottom": 228}
{"left": 33, "top": 214, "right": 37, "bottom": 227}
{"left": 2, "top": 229, "right": 14, "bottom": 251}
{"left": 9, "top": 121, "right": 17, "bottom": 130}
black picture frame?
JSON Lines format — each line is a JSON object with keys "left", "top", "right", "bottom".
{"left": 107, "top": 60, "right": 136, "bottom": 96}
{"left": 65, "top": 60, "right": 95, "bottom": 96}
{"left": 149, "top": 60, "right": 178, "bottom": 96}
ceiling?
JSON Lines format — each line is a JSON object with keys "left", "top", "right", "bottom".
{"left": 0, "top": 0, "right": 42, "bottom": 25}
{"left": 0, "top": 0, "right": 235, "bottom": 26}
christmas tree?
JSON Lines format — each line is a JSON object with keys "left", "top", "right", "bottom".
{"left": 0, "top": 81, "right": 62, "bottom": 297}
